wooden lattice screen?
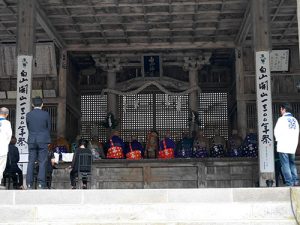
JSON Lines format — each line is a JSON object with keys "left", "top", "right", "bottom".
{"left": 246, "top": 102, "right": 300, "bottom": 131}
{"left": 198, "top": 92, "right": 229, "bottom": 139}
{"left": 80, "top": 92, "right": 229, "bottom": 142}
{"left": 119, "top": 94, "right": 153, "bottom": 142}
{"left": 155, "top": 94, "right": 189, "bottom": 139}
{"left": 119, "top": 94, "right": 189, "bottom": 142}
{"left": 80, "top": 94, "right": 107, "bottom": 142}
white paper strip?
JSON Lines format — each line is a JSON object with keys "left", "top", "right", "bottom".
{"left": 255, "top": 51, "right": 274, "bottom": 173}
{"left": 15, "top": 55, "right": 33, "bottom": 157}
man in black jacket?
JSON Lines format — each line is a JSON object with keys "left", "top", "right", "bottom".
{"left": 26, "top": 97, "right": 51, "bottom": 189}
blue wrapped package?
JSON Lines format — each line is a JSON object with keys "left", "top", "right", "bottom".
{"left": 227, "top": 148, "right": 243, "bottom": 157}
{"left": 241, "top": 133, "right": 258, "bottom": 158}
{"left": 175, "top": 137, "right": 193, "bottom": 158}
{"left": 192, "top": 133, "right": 209, "bottom": 158}
{"left": 193, "top": 146, "right": 209, "bottom": 158}
{"left": 227, "top": 134, "right": 243, "bottom": 157}
{"left": 210, "top": 144, "right": 225, "bottom": 158}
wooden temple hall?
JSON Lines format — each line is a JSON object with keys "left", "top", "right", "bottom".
{"left": 0, "top": 0, "right": 300, "bottom": 189}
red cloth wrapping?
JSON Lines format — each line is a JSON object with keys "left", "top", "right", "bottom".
{"left": 158, "top": 140, "right": 174, "bottom": 159}
{"left": 126, "top": 143, "right": 142, "bottom": 160}
{"left": 126, "top": 150, "right": 142, "bottom": 160}
{"left": 107, "top": 139, "right": 124, "bottom": 159}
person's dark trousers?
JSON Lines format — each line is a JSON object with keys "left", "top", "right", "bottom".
{"left": 70, "top": 169, "right": 78, "bottom": 187}
{"left": 275, "top": 160, "right": 285, "bottom": 187}
{"left": 26, "top": 143, "right": 48, "bottom": 188}
{"left": 12, "top": 167, "right": 23, "bottom": 188}
{"left": 6, "top": 167, "right": 23, "bottom": 188}
{"left": 46, "top": 170, "right": 53, "bottom": 189}
{"left": 16, "top": 168, "right": 23, "bottom": 187}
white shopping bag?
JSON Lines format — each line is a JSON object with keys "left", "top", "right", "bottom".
{"left": 53, "top": 153, "right": 60, "bottom": 164}
{"left": 62, "top": 153, "right": 74, "bottom": 162}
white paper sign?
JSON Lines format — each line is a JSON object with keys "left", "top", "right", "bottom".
{"left": 0, "top": 91, "right": 6, "bottom": 99}
{"left": 270, "top": 50, "right": 289, "bottom": 72}
{"left": 15, "top": 55, "right": 33, "bottom": 158}
{"left": 255, "top": 51, "right": 275, "bottom": 173}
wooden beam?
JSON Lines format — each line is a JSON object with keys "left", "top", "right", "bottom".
{"left": 44, "top": 10, "right": 243, "bottom": 18}
{"left": 61, "top": 0, "right": 88, "bottom": 45}
{"left": 235, "top": 2, "right": 251, "bottom": 45}
{"left": 271, "top": 0, "right": 284, "bottom": 22}
{"left": 115, "top": 0, "right": 130, "bottom": 44}
{"left": 168, "top": 0, "right": 173, "bottom": 43}
{"left": 280, "top": 14, "right": 297, "bottom": 39}
{"left": 87, "top": 0, "right": 108, "bottom": 44}
{"left": 67, "top": 41, "right": 235, "bottom": 52}
{"left": 35, "top": 1, "right": 66, "bottom": 49}
{"left": 298, "top": 0, "right": 300, "bottom": 61}
{"left": 33, "top": 1, "right": 246, "bottom": 9}
{"left": 213, "top": 0, "right": 225, "bottom": 42}
{"left": 17, "top": 0, "right": 35, "bottom": 55}
{"left": 34, "top": 18, "right": 239, "bottom": 26}
{"left": 142, "top": 0, "right": 151, "bottom": 43}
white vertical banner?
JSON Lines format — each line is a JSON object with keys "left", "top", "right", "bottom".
{"left": 16, "top": 55, "right": 33, "bottom": 166}
{"left": 255, "top": 51, "right": 274, "bottom": 173}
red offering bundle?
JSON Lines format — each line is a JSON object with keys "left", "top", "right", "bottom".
{"left": 126, "top": 143, "right": 142, "bottom": 160}
{"left": 158, "top": 140, "right": 174, "bottom": 159}
{"left": 107, "top": 139, "right": 124, "bottom": 159}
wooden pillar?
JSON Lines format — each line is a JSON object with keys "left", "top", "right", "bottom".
{"left": 57, "top": 50, "right": 67, "bottom": 137}
{"left": 17, "top": 0, "right": 36, "bottom": 55}
{"left": 183, "top": 56, "right": 209, "bottom": 135}
{"left": 252, "top": 0, "right": 275, "bottom": 187}
{"left": 297, "top": 0, "right": 300, "bottom": 59}
{"left": 189, "top": 69, "right": 198, "bottom": 113}
{"left": 235, "top": 47, "right": 247, "bottom": 139}
{"left": 15, "top": 0, "right": 36, "bottom": 172}
{"left": 107, "top": 70, "right": 117, "bottom": 117}
{"left": 100, "top": 57, "right": 121, "bottom": 135}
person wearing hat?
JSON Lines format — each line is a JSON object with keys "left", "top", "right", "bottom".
{"left": 0, "top": 107, "right": 12, "bottom": 189}
{"left": 26, "top": 97, "right": 51, "bottom": 189}
{"left": 274, "top": 103, "right": 299, "bottom": 186}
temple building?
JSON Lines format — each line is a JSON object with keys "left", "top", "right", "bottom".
{"left": 0, "top": 0, "right": 299, "bottom": 188}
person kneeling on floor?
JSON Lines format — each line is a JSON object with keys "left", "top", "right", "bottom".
{"left": 69, "top": 139, "right": 92, "bottom": 189}
{"left": 4, "top": 136, "right": 24, "bottom": 189}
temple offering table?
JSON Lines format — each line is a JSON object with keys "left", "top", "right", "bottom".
{"left": 51, "top": 158, "right": 269, "bottom": 189}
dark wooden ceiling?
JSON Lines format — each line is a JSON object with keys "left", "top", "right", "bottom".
{"left": 0, "top": 0, "right": 298, "bottom": 68}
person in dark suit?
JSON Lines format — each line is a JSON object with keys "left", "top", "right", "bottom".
{"left": 26, "top": 97, "right": 51, "bottom": 189}
{"left": 4, "top": 136, "right": 24, "bottom": 189}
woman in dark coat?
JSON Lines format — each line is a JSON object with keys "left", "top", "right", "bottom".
{"left": 69, "top": 139, "right": 92, "bottom": 189}
{"left": 4, "top": 136, "right": 23, "bottom": 189}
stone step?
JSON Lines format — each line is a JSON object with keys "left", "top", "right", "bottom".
{"left": 0, "top": 187, "right": 298, "bottom": 225}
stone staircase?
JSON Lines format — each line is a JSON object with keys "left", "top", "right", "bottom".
{"left": 0, "top": 187, "right": 299, "bottom": 224}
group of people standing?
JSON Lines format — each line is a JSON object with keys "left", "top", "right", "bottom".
{"left": 0, "top": 97, "right": 90, "bottom": 189}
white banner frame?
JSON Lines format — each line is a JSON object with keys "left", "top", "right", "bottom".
{"left": 255, "top": 51, "right": 275, "bottom": 173}
{"left": 15, "top": 55, "right": 33, "bottom": 162}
